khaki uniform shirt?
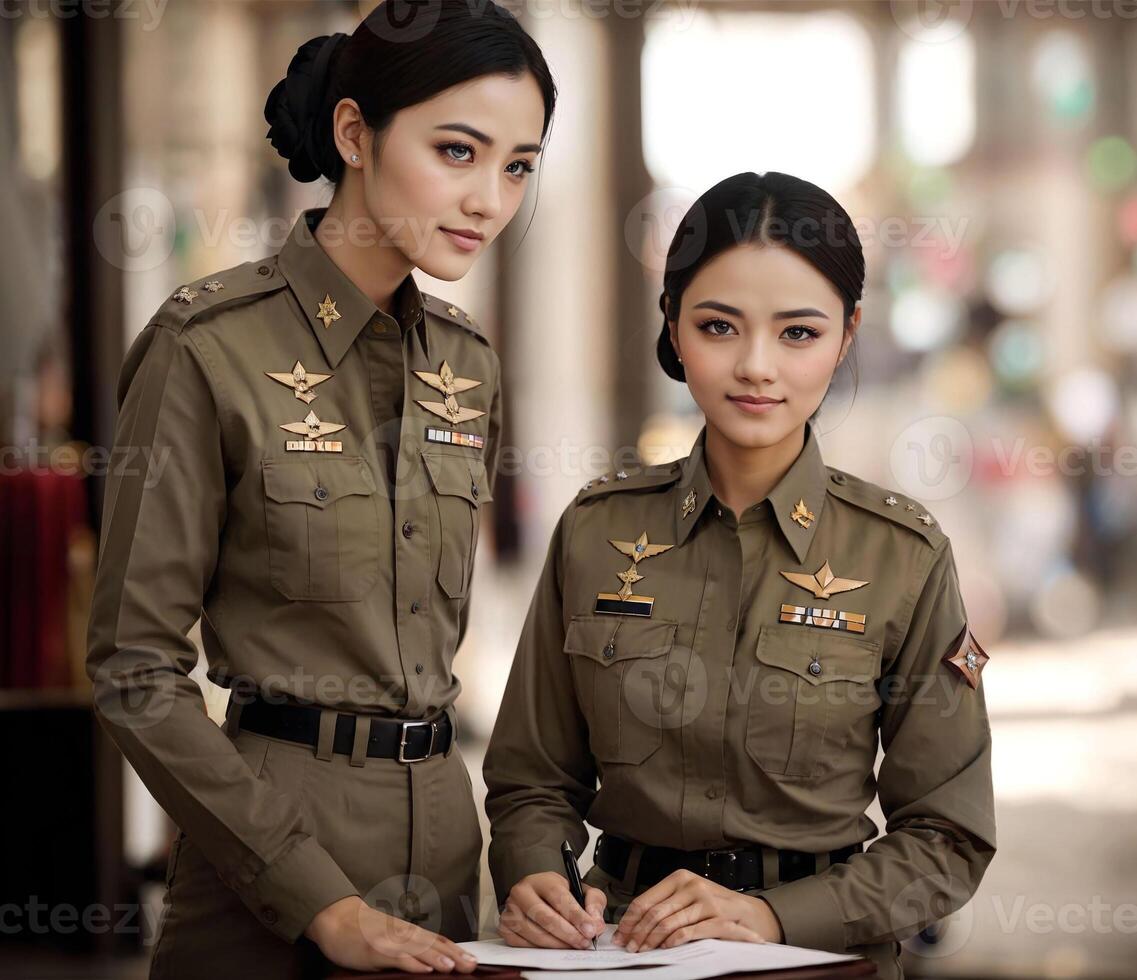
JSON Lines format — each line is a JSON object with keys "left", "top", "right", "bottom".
{"left": 483, "top": 421, "right": 996, "bottom": 954}
{"left": 86, "top": 207, "right": 501, "bottom": 942}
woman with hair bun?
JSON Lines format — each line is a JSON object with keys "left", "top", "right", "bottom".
{"left": 86, "top": 2, "right": 555, "bottom": 975}
{"left": 484, "top": 172, "right": 996, "bottom": 980}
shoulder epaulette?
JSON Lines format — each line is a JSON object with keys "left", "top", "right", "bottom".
{"left": 421, "top": 293, "right": 489, "bottom": 345}
{"left": 825, "top": 467, "right": 945, "bottom": 548}
{"left": 576, "top": 460, "right": 682, "bottom": 503}
{"left": 150, "top": 257, "right": 287, "bottom": 334}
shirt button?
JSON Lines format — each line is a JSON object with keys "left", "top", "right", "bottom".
{"left": 471, "top": 482, "right": 479, "bottom": 500}
{"left": 705, "top": 786, "right": 719, "bottom": 799}
{"left": 262, "top": 906, "right": 278, "bottom": 924}
{"left": 415, "top": 663, "right": 424, "bottom": 674}
{"left": 411, "top": 600, "right": 421, "bottom": 614}
{"left": 402, "top": 521, "right": 414, "bottom": 539}
{"left": 726, "top": 618, "right": 736, "bottom": 632}
{"left": 314, "top": 486, "right": 328, "bottom": 502}
{"left": 809, "top": 659, "right": 822, "bottom": 676}
{"left": 256, "top": 265, "right": 271, "bottom": 277}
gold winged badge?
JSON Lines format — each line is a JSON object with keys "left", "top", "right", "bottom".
{"left": 414, "top": 360, "right": 486, "bottom": 426}
{"left": 595, "top": 531, "right": 674, "bottom": 617}
{"left": 279, "top": 410, "right": 347, "bottom": 453}
{"left": 265, "top": 360, "right": 332, "bottom": 404}
{"left": 779, "top": 560, "right": 867, "bottom": 600}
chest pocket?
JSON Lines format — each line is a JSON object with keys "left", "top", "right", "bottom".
{"left": 422, "top": 451, "right": 492, "bottom": 600}
{"left": 563, "top": 615, "right": 678, "bottom": 766}
{"left": 261, "top": 456, "right": 380, "bottom": 601}
{"left": 745, "top": 623, "right": 882, "bottom": 780}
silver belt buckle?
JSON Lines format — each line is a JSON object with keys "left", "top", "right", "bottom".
{"left": 398, "top": 718, "right": 437, "bottom": 763}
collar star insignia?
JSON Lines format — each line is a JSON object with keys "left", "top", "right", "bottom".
{"left": 202, "top": 280, "right": 224, "bottom": 293}
{"left": 173, "top": 286, "right": 197, "bottom": 304}
{"left": 681, "top": 488, "right": 697, "bottom": 519}
{"left": 905, "top": 503, "right": 916, "bottom": 512}
{"left": 918, "top": 513, "right": 935, "bottom": 526}
{"left": 780, "top": 560, "right": 869, "bottom": 600}
{"left": 265, "top": 360, "right": 332, "bottom": 404}
{"left": 447, "top": 305, "right": 460, "bottom": 318}
{"left": 279, "top": 410, "right": 346, "bottom": 440}
{"left": 414, "top": 360, "right": 485, "bottom": 426}
{"left": 790, "top": 498, "right": 815, "bottom": 529}
{"left": 943, "top": 628, "right": 989, "bottom": 689}
{"left": 884, "top": 496, "right": 897, "bottom": 506}
{"left": 608, "top": 531, "right": 673, "bottom": 599}
{"left": 315, "top": 293, "right": 341, "bottom": 329}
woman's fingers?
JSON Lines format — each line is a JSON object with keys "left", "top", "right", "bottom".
{"left": 661, "top": 918, "right": 764, "bottom": 948}
{"left": 536, "top": 880, "right": 602, "bottom": 943}
{"left": 635, "top": 901, "right": 705, "bottom": 951}
{"left": 501, "top": 898, "right": 580, "bottom": 949}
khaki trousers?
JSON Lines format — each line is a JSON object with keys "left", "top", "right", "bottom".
{"left": 149, "top": 707, "right": 482, "bottom": 980}
{"left": 583, "top": 847, "right": 901, "bottom": 980}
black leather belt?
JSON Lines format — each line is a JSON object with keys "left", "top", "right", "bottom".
{"left": 595, "top": 833, "right": 862, "bottom": 892}
{"left": 230, "top": 694, "right": 453, "bottom": 763}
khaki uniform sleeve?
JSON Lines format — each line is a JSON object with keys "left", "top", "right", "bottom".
{"left": 86, "top": 322, "right": 357, "bottom": 943}
{"left": 483, "top": 503, "right": 598, "bottom": 905}
{"left": 761, "top": 538, "right": 996, "bottom": 951}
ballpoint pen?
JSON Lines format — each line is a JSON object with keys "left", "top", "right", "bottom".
{"left": 560, "top": 839, "right": 598, "bottom": 950}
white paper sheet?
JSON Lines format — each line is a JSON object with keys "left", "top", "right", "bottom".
{"left": 456, "top": 924, "right": 858, "bottom": 975}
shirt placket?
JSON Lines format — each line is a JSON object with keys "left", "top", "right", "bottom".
{"left": 680, "top": 513, "right": 742, "bottom": 849}
{"left": 393, "top": 322, "right": 434, "bottom": 718}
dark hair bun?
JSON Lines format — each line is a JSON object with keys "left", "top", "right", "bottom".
{"left": 264, "top": 33, "right": 347, "bottom": 183}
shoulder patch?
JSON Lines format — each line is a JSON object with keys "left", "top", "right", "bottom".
{"left": 576, "top": 461, "right": 682, "bottom": 503}
{"left": 421, "top": 293, "right": 489, "bottom": 345}
{"left": 150, "top": 257, "right": 287, "bottom": 334}
{"left": 825, "top": 467, "right": 945, "bottom": 548}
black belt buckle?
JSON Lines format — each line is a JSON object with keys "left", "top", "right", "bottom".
{"left": 398, "top": 718, "right": 438, "bottom": 763}
{"left": 701, "top": 847, "right": 740, "bottom": 889}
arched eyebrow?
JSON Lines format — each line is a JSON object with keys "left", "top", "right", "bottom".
{"left": 434, "top": 123, "right": 542, "bottom": 155}
{"left": 691, "top": 300, "right": 829, "bottom": 320}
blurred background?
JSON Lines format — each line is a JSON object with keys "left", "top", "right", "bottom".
{"left": 2, "top": 0, "right": 1137, "bottom": 976}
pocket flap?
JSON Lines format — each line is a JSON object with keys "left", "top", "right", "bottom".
{"left": 262, "top": 456, "right": 376, "bottom": 508}
{"left": 756, "top": 623, "right": 880, "bottom": 684}
{"left": 421, "top": 451, "right": 492, "bottom": 506}
{"left": 563, "top": 615, "right": 678, "bottom": 667}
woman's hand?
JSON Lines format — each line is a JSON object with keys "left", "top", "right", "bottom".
{"left": 498, "top": 871, "right": 607, "bottom": 948}
{"left": 304, "top": 895, "right": 479, "bottom": 973}
{"left": 612, "top": 870, "right": 784, "bottom": 951}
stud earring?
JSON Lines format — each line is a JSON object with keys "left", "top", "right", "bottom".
{"left": 350, "top": 153, "right": 360, "bottom": 164}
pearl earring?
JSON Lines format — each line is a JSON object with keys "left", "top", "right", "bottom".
{"left": 350, "top": 153, "right": 360, "bottom": 164}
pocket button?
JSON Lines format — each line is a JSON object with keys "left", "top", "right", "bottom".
{"left": 314, "top": 486, "right": 328, "bottom": 502}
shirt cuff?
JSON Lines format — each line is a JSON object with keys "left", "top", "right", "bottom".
{"left": 759, "top": 873, "right": 847, "bottom": 952}
{"left": 492, "top": 847, "right": 571, "bottom": 907}
{"left": 238, "top": 836, "right": 359, "bottom": 943}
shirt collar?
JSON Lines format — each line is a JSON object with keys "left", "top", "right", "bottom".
{"left": 673, "top": 420, "right": 829, "bottom": 563}
{"left": 276, "top": 207, "right": 426, "bottom": 368}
